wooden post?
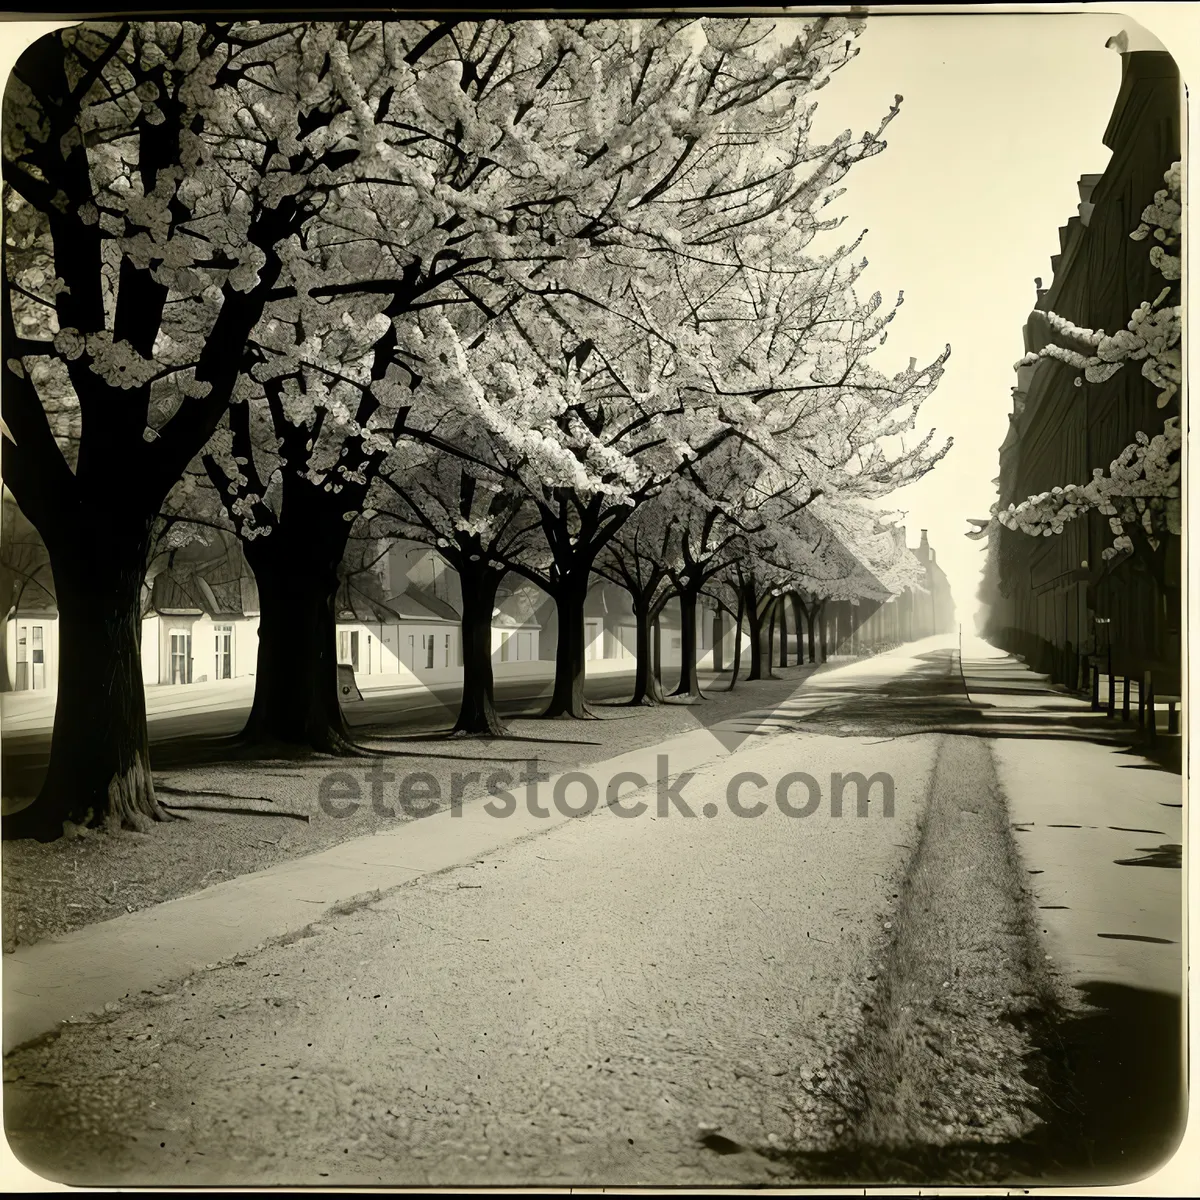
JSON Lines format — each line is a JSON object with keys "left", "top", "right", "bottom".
{"left": 1137, "top": 673, "right": 1146, "bottom": 726}
{"left": 1145, "top": 672, "right": 1156, "bottom": 744}
{"left": 1091, "top": 659, "right": 1100, "bottom": 710}
{"left": 1105, "top": 646, "right": 1115, "bottom": 718}
{"left": 1122, "top": 676, "right": 1131, "bottom": 722}
{"left": 1168, "top": 702, "right": 1178, "bottom": 735}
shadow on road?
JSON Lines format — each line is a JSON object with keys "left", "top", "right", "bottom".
{"left": 766, "top": 981, "right": 1184, "bottom": 1187}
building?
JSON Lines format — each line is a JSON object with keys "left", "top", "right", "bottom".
{"left": 140, "top": 542, "right": 260, "bottom": 686}
{"left": 1, "top": 494, "right": 56, "bottom": 693}
{"left": 977, "top": 43, "right": 1181, "bottom": 694}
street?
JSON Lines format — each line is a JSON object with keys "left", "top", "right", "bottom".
{"left": 3, "top": 639, "right": 1181, "bottom": 1186}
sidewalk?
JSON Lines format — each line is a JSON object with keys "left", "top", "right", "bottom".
{"left": 1, "top": 642, "right": 944, "bottom": 1054}
{"left": 958, "top": 637, "right": 1183, "bottom": 999}
{"left": 0, "top": 659, "right": 643, "bottom": 735}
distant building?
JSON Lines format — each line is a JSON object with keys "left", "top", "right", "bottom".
{"left": 824, "top": 528, "right": 956, "bottom": 656}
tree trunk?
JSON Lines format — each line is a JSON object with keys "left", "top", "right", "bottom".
{"left": 671, "top": 585, "right": 704, "bottom": 699}
{"left": 241, "top": 525, "right": 352, "bottom": 752}
{"left": 778, "top": 598, "right": 789, "bottom": 668}
{"left": 6, "top": 523, "right": 169, "bottom": 841}
{"left": 808, "top": 600, "right": 819, "bottom": 662}
{"left": 628, "top": 595, "right": 666, "bottom": 706}
{"left": 790, "top": 594, "right": 806, "bottom": 666}
{"left": 543, "top": 570, "right": 592, "bottom": 718}
{"left": 818, "top": 601, "right": 828, "bottom": 662}
{"left": 727, "top": 591, "right": 745, "bottom": 691}
{"left": 649, "top": 607, "right": 666, "bottom": 702}
{"left": 745, "top": 588, "right": 776, "bottom": 682}
{"left": 453, "top": 563, "right": 504, "bottom": 735}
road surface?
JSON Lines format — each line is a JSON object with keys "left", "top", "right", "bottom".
{"left": 5, "top": 654, "right": 943, "bottom": 1187}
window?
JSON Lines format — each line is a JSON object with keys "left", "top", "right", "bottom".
{"left": 214, "top": 625, "right": 232, "bottom": 680}
{"left": 424, "top": 634, "right": 434, "bottom": 670}
{"left": 500, "top": 632, "right": 510, "bottom": 663}
{"left": 366, "top": 634, "right": 372, "bottom": 675}
{"left": 170, "top": 632, "right": 192, "bottom": 684}
{"left": 444, "top": 633, "right": 451, "bottom": 668}
{"left": 14, "top": 622, "right": 45, "bottom": 691}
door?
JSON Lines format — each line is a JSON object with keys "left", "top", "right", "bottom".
{"left": 14, "top": 622, "right": 46, "bottom": 691}
{"left": 169, "top": 631, "right": 192, "bottom": 684}
{"left": 338, "top": 630, "right": 360, "bottom": 671}
{"left": 214, "top": 626, "right": 232, "bottom": 680}
{"left": 585, "top": 619, "right": 603, "bottom": 661}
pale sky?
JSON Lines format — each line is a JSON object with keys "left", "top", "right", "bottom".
{"left": 794, "top": 12, "right": 1132, "bottom": 625}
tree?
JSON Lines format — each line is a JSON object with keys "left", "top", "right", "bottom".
{"left": 205, "top": 13, "right": 916, "bottom": 726}
{"left": 995, "top": 417, "right": 1181, "bottom": 593}
{"left": 370, "top": 442, "right": 543, "bottom": 737}
{"left": 1014, "top": 162, "right": 1181, "bottom": 408}
{"left": 594, "top": 501, "right": 675, "bottom": 706}
{"left": 2, "top": 21, "right": 386, "bottom": 838}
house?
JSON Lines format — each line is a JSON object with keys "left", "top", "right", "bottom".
{"left": 335, "top": 578, "right": 461, "bottom": 678}
{"left": 1, "top": 494, "right": 57, "bottom": 693}
{"left": 140, "top": 538, "right": 260, "bottom": 685}
{"left": 492, "top": 580, "right": 543, "bottom": 664}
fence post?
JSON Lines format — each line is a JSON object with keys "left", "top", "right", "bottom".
{"left": 1105, "top": 646, "right": 1115, "bottom": 718}
{"left": 1122, "top": 676, "right": 1131, "bottom": 722}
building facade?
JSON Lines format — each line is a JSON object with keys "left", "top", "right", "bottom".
{"left": 977, "top": 46, "right": 1181, "bottom": 693}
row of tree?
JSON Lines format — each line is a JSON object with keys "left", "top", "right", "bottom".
{"left": 2, "top": 18, "right": 950, "bottom": 840}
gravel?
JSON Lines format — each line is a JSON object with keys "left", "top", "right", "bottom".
{"left": 3, "top": 668, "right": 821, "bottom": 953}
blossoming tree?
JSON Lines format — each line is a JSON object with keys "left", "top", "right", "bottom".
{"left": 1014, "top": 162, "right": 1181, "bottom": 407}
{"left": 2, "top": 21, "right": 384, "bottom": 837}
{"left": 996, "top": 161, "right": 1183, "bottom": 595}
{"left": 203, "top": 13, "right": 901, "bottom": 737}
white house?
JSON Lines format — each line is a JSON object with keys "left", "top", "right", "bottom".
{"left": 139, "top": 565, "right": 260, "bottom": 686}
{"left": 335, "top": 582, "right": 462, "bottom": 679}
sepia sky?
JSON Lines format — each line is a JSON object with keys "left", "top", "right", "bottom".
{"left": 794, "top": 11, "right": 1140, "bottom": 626}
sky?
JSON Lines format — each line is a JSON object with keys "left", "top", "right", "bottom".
{"left": 780, "top": 12, "right": 1134, "bottom": 626}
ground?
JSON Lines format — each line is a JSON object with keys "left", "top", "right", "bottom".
{"left": 1, "top": 639, "right": 1185, "bottom": 1188}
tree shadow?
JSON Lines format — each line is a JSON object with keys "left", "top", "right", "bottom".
{"left": 762, "top": 982, "right": 1184, "bottom": 1187}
